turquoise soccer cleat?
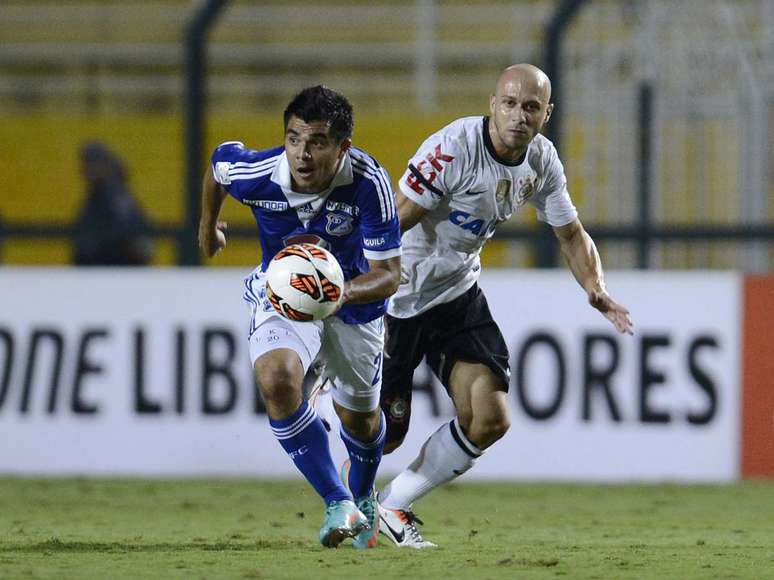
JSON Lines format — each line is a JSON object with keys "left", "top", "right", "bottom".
{"left": 340, "top": 458, "right": 379, "bottom": 549}
{"left": 353, "top": 492, "right": 379, "bottom": 549}
{"left": 319, "top": 499, "right": 368, "bottom": 548}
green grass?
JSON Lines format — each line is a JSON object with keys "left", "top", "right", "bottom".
{"left": 1, "top": 478, "right": 773, "bottom": 579}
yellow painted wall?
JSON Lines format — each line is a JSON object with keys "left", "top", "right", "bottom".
{"left": 1, "top": 113, "right": 525, "bottom": 267}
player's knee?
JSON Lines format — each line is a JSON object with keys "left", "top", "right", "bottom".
{"left": 339, "top": 407, "right": 381, "bottom": 441}
{"left": 255, "top": 357, "right": 303, "bottom": 413}
{"left": 468, "top": 411, "right": 511, "bottom": 450}
{"left": 456, "top": 407, "right": 474, "bottom": 433}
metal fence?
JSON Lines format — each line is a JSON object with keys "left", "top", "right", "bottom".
{"left": 0, "top": 0, "right": 772, "bottom": 270}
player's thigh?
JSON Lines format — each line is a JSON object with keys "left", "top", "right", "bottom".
{"left": 243, "top": 267, "right": 323, "bottom": 394}
{"left": 448, "top": 361, "right": 510, "bottom": 430}
{"left": 320, "top": 315, "right": 384, "bottom": 414}
{"left": 380, "top": 314, "right": 426, "bottom": 441}
{"left": 427, "top": 284, "right": 511, "bottom": 396}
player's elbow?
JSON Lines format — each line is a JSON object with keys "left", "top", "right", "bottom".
{"left": 384, "top": 271, "right": 400, "bottom": 297}
{"left": 376, "top": 258, "right": 402, "bottom": 297}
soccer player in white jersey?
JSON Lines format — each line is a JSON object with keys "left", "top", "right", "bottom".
{"left": 376, "top": 64, "right": 634, "bottom": 548}
{"left": 198, "top": 86, "right": 401, "bottom": 548}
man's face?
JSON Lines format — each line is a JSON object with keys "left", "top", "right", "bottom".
{"left": 489, "top": 76, "right": 553, "bottom": 156}
{"left": 284, "top": 115, "right": 350, "bottom": 193}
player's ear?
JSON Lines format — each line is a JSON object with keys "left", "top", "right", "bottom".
{"left": 489, "top": 94, "right": 496, "bottom": 115}
{"left": 544, "top": 103, "right": 554, "bottom": 125}
{"left": 338, "top": 138, "right": 352, "bottom": 155}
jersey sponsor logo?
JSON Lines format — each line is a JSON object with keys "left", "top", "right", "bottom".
{"left": 325, "top": 212, "right": 354, "bottom": 236}
{"left": 325, "top": 200, "right": 359, "bottom": 216}
{"left": 363, "top": 236, "right": 386, "bottom": 248}
{"left": 464, "top": 189, "right": 487, "bottom": 196}
{"left": 243, "top": 199, "right": 289, "bottom": 211}
{"left": 405, "top": 144, "right": 455, "bottom": 195}
{"left": 448, "top": 210, "right": 497, "bottom": 237}
{"left": 214, "top": 161, "right": 232, "bottom": 184}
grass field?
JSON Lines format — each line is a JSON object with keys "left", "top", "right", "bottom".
{"left": 1, "top": 478, "right": 773, "bottom": 579}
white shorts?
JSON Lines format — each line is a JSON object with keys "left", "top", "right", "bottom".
{"left": 242, "top": 268, "right": 384, "bottom": 412}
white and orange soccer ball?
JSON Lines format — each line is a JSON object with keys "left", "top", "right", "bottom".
{"left": 265, "top": 243, "right": 345, "bottom": 321}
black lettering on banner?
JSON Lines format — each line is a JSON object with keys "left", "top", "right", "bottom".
{"left": 202, "top": 328, "right": 237, "bottom": 414}
{"left": 175, "top": 328, "right": 185, "bottom": 414}
{"left": 133, "top": 327, "right": 162, "bottom": 414}
{"left": 21, "top": 329, "right": 64, "bottom": 414}
{"left": 686, "top": 335, "right": 719, "bottom": 425}
{"left": 71, "top": 329, "right": 108, "bottom": 415}
{"left": 0, "top": 328, "right": 14, "bottom": 410}
{"left": 582, "top": 334, "right": 622, "bottom": 422}
{"left": 639, "top": 334, "right": 671, "bottom": 423}
{"left": 515, "top": 332, "right": 565, "bottom": 420}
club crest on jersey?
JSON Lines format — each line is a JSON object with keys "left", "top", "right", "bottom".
{"left": 325, "top": 212, "right": 353, "bottom": 236}
{"left": 515, "top": 175, "right": 537, "bottom": 206}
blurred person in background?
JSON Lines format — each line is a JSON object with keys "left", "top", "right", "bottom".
{"left": 198, "top": 86, "right": 401, "bottom": 549}
{"left": 375, "top": 63, "right": 634, "bottom": 548}
{"left": 73, "top": 141, "right": 153, "bottom": 266}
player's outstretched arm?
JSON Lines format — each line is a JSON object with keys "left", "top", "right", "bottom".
{"left": 553, "top": 219, "right": 634, "bottom": 335}
{"left": 342, "top": 256, "right": 401, "bottom": 305}
{"left": 198, "top": 165, "right": 229, "bottom": 258}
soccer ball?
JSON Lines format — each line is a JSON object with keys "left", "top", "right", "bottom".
{"left": 265, "top": 243, "right": 345, "bottom": 321}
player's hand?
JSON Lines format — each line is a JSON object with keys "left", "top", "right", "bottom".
{"left": 199, "top": 221, "right": 227, "bottom": 258}
{"left": 588, "top": 289, "right": 634, "bottom": 335}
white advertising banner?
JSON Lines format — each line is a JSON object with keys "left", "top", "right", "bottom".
{"left": 0, "top": 268, "right": 740, "bottom": 481}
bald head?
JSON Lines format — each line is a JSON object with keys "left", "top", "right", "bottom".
{"left": 488, "top": 63, "right": 554, "bottom": 161}
{"left": 495, "top": 64, "right": 552, "bottom": 103}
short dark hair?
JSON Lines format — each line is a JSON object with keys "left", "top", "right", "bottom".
{"left": 283, "top": 85, "right": 354, "bottom": 143}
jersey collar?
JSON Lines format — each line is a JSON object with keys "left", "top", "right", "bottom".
{"left": 271, "top": 150, "right": 354, "bottom": 195}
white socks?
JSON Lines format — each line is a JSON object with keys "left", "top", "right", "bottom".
{"left": 379, "top": 418, "right": 482, "bottom": 510}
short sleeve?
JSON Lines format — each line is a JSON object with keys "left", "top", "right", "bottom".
{"left": 530, "top": 142, "right": 578, "bottom": 227}
{"left": 358, "top": 166, "right": 402, "bottom": 261}
{"left": 397, "top": 127, "right": 467, "bottom": 211}
{"left": 210, "top": 141, "right": 280, "bottom": 202}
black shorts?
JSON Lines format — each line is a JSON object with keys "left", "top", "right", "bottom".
{"left": 380, "top": 284, "right": 510, "bottom": 444}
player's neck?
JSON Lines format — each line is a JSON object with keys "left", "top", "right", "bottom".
{"left": 492, "top": 141, "right": 526, "bottom": 163}
{"left": 485, "top": 117, "right": 527, "bottom": 166}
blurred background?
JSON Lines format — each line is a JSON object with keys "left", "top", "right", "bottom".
{"left": 1, "top": 0, "right": 772, "bottom": 272}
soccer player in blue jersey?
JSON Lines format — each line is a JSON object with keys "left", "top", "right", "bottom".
{"left": 197, "top": 86, "right": 401, "bottom": 549}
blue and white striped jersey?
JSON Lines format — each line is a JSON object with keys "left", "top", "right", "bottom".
{"left": 211, "top": 141, "right": 401, "bottom": 324}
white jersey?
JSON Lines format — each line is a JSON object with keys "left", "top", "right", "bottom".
{"left": 388, "top": 116, "right": 578, "bottom": 318}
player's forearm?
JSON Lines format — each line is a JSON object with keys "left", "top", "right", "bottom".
{"left": 199, "top": 167, "right": 227, "bottom": 230}
{"left": 343, "top": 258, "right": 401, "bottom": 304}
{"left": 558, "top": 223, "right": 606, "bottom": 295}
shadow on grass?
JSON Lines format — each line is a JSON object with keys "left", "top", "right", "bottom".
{"left": 0, "top": 537, "right": 304, "bottom": 554}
